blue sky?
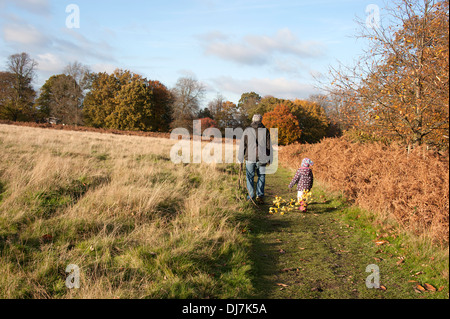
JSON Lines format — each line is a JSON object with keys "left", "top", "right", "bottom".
{"left": 0, "top": 0, "right": 387, "bottom": 107}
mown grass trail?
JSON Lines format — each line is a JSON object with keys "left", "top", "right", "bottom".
{"left": 245, "top": 167, "right": 448, "bottom": 299}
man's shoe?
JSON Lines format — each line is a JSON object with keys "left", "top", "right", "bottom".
{"left": 256, "top": 196, "right": 264, "bottom": 204}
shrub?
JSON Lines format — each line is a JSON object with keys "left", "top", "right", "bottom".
{"left": 279, "top": 137, "right": 449, "bottom": 244}
{"left": 262, "top": 104, "right": 301, "bottom": 145}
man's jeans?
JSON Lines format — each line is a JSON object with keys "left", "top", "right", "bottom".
{"left": 246, "top": 162, "right": 266, "bottom": 199}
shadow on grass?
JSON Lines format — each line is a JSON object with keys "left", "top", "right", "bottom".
{"left": 245, "top": 205, "right": 293, "bottom": 298}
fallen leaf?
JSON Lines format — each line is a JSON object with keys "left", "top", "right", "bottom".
{"left": 41, "top": 234, "right": 53, "bottom": 242}
{"left": 416, "top": 284, "right": 426, "bottom": 292}
{"left": 396, "top": 257, "right": 405, "bottom": 265}
{"left": 378, "top": 285, "right": 387, "bottom": 291}
{"left": 374, "top": 240, "right": 389, "bottom": 246}
{"left": 276, "top": 283, "right": 289, "bottom": 287}
{"left": 424, "top": 283, "right": 436, "bottom": 291}
{"left": 438, "top": 286, "right": 444, "bottom": 292}
{"left": 279, "top": 249, "right": 286, "bottom": 254}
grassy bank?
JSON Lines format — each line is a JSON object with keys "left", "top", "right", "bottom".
{"left": 0, "top": 124, "right": 254, "bottom": 298}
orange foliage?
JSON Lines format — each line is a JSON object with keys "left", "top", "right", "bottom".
{"left": 279, "top": 137, "right": 449, "bottom": 244}
{"left": 198, "top": 117, "right": 217, "bottom": 134}
{"left": 262, "top": 104, "right": 301, "bottom": 145}
{"left": 328, "top": 0, "right": 449, "bottom": 149}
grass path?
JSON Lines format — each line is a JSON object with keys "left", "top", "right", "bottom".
{"left": 244, "top": 167, "right": 447, "bottom": 299}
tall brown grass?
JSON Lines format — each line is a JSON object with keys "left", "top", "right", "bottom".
{"left": 0, "top": 124, "right": 251, "bottom": 298}
{"left": 279, "top": 137, "right": 449, "bottom": 245}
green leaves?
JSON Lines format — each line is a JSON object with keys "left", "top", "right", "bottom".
{"left": 83, "top": 69, "right": 172, "bottom": 132}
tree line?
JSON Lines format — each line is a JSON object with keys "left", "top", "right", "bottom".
{"left": 0, "top": 53, "right": 335, "bottom": 144}
{"left": 1, "top": 0, "right": 447, "bottom": 149}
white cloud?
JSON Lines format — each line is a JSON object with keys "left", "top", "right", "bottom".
{"left": 3, "top": 23, "right": 50, "bottom": 46}
{"left": 0, "top": 0, "right": 50, "bottom": 15}
{"left": 35, "top": 52, "right": 67, "bottom": 74}
{"left": 272, "top": 58, "right": 305, "bottom": 76}
{"left": 91, "top": 63, "right": 119, "bottom": 74}
{"left": 56, "top": 29, "right": 116, "bottom": 62}
{"left": 210, "top": 76, "right": 319, "bottom": 100}
{"left": 201, "top": 28, "right": 325, "bottom": 66}
{"left": 1, "top": 9, "right": 116, "bottom": 67}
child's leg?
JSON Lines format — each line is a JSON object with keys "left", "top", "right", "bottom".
{"left": 297, "top": 191, "right": 304, "bottom": 201}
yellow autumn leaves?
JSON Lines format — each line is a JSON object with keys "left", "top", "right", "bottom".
{"left": 269, "top": 190, "right": 312, "bottom": 215}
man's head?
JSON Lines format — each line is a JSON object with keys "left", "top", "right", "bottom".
{"left": 252, "top": 114, "right": 262, "bottom": 123}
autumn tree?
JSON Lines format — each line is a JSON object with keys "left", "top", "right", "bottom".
{"left": 291, "top": 99, "right": 330, "bottom": 143}
{"left": 83, "top": 69, "right": 166, "bottom": 131}
{"left": 35, "top": 74, "right": 83, "bottom": 124}
{"left": 239, "top": 94, "right": 330, "bottom": 143}
{"left": 63, "top": 61, "right": 92, "bottom": 92}
{"left": 198, "top": 117, "right": 217, "bottom": 134}
{"left": 1, "top": 53, "right": 37, "bottom": 121}
{"left": 197, "top": 107, "right": 213, "bottom": 120}
{"left": 262, "top": 104, "right": 302, "bottom": 145}
{"left": 328, "top": 0, "right": 449, "bottom": 149}
{"left": 0, "top": 72, "right": 16, "bottom": 120}
{"left": 147, "top": 80, "right": 174, "bottom": 132}
{"left": 206, "top": 93, "right": 225, "bottom": 120}
{"left": 214, "top": 100, "right": 241, "bottom": 132}
{"left": 253, "top": 96, "right": 295, "bottom": 120}
{"left": 82, "top": 71, "right": 119, "bottom": 128}
{"left": 237, "top": 92, "right": 261, "bottom": 126}
{"left": 308, "top": 94, "right": 343, "bottom": 137}
{"left": 170, "top": 76, "right": 205, "bottom": 132}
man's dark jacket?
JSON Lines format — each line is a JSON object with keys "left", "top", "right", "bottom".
{"left": 238, "top": 121, "right": 273, "bottom": 165}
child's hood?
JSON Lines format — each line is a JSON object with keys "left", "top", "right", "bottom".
{"left": 301, "top": 158, "right": 314, "bottom": 168}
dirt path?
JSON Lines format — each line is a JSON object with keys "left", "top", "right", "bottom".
{"left": 246, "top": 167, "right": 424, "bottom": 299}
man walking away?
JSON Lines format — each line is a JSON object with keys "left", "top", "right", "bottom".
{"left": 238, "top": 114, "right": 273, "bottom": 204}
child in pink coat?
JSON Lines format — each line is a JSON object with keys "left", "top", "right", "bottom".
{"left": 288, "top": 158, "right": 314, "bottom": 201}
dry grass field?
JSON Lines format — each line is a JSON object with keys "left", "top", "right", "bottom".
{"left": 1, "top": 123, "right": 448, "bottom": 300}
{"left": 0, "top": 124, "right": 253, "bottom": 298}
